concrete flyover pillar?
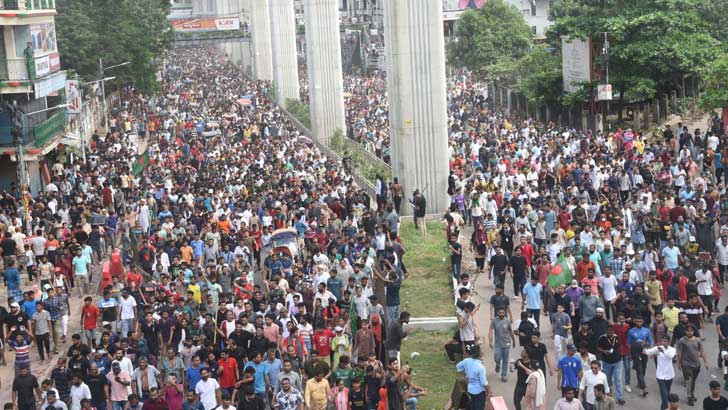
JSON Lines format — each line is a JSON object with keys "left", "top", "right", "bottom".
{"left": 303, "top": 0, "right": 346, "bottom": 143}
{"left": 384, "top": 0, "right": 450, "bottom": 216}
{"left": 269, "top": 0, "right": 300, "bottom": 105}
{"left": 250, "top": 0, "right": 274, "bottom": 80}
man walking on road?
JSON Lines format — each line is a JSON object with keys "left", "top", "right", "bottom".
{"left": 489, "top": 307, "right": 515, "bottom": 382}
{"left": 676, "top": 325, "right": 708, "bottom": 406}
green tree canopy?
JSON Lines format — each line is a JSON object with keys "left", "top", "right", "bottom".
{"left": 56, "top": 0, "right": 173, "bottom": 92}
{"left": 548, "top": 0, "right": 718, "bottom": 102}
{"left": 700, "top": 53, "right": 728, "bottom": 111}
{"left": 447, "top": 0, "right": 532, "bottom": 81}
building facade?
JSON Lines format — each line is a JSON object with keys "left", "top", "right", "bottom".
{"left": 0, "top": 0, "right": 67, "bottom": 194}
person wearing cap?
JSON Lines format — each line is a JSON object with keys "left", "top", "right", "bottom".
{"left": 557, "top": 344, "right": 582, "bottom": 398}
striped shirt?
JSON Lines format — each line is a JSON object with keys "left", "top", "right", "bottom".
{"left": 10, "top": 339, "right": 32, "bottom": 367}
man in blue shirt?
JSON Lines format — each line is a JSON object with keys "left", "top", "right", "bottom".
{"left": 522, "top": 277, "right": 543, "bottom": 327}
{"left": 455, "top": 346, "right": 491, "bottom": 410}
{"left": 244, "top": 352, "right": 271, "bottom": 401}
{"left": 4, "top": 260, "right": 20, "bottom": 302}
{"left": 557, "top": 344, "right": 582, "bottom": 395}
{"left": 627, "top": 316, "right": 653, "bottom": 397}
{"left": 185, "top": 355, "right": 206, "bottom": 391}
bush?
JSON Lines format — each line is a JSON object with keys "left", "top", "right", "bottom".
{"left": 330, "top": 129, "right": 390, "bottom": 184}
{"left": 285, "top": 99, "right": 312, "bottom": 129}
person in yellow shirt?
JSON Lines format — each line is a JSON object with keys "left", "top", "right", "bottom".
{"left": 645, "top": 271, "right": 664, "bottom": 311}
{"left": 187, "top": 275, "right": 202, "bottom": 304}
{"left": 304, "top": 369, "right": 330, "bottom": 410}
{"left": 661, "top": 298, "right": 681, "bottom": 332}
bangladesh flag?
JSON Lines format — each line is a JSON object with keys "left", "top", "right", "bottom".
{"left": 132, "top": 149, "right": 150, "bottom": 176}
{"left": 548, "top": 254, "right": 573, "bottom": 288}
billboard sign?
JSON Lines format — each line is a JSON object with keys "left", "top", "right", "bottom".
{"left": 34, "top": 70, "right": 66, "bottom": 98}
{"left": 65, "top": 79, "right": 81, "bottom": 114}
{"left": 598, "top": 84, "right": 613, "bottom": 101}
{"left": 561, "top": 37, "right": 592, "bottom": 93}
{"left": 171, "top": 18, "right": 241, "bottom": 32}
{"left": 30, "top": 23, "right": 57, "bottom": 56}
{"left": 35, "top": 52, "right": 60, "bottom": 78}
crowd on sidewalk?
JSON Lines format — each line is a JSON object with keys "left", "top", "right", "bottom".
{"left": 2, "top": 47, "right": 430, "bottom": 410}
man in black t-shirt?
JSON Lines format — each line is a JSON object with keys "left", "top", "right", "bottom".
{"left": 12, "top": 365, "right": 41, "bottom": 410}
{"left": 524, "top": 332, "right": 553, "bottom": 378}
{"left": 490, "top": 246, "right": 509, "bottom": 289}
{"left": 704, "top": 381, "right": 728, "bottom": 410}
{"left": 509, "top": 247, "right": 528, "bottom": 298}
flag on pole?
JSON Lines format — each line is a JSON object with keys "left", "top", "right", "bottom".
{"left": 548, "top": 254, "right": 573, "bottom": 288}
{"left": 132, "top": 149, "right": 150, "bottom": 176}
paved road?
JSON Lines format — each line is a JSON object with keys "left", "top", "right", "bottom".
{"left": 459, "top": 226, "right": 726, "bottom": 410}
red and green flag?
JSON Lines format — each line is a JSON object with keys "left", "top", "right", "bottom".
{"left": 548, "top": 254, "right": 573, "bottom": 288}
{"left": 132, "top": 149, "right": 150, "bottom": 176}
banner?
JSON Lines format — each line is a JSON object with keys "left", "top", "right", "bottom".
{"left": 562, "top": 37, "right": 592, "bottom": 93}
{"left": 597, "top": 84, "right": 613, "bottom": 101}
{"left": 34, "top": 71, "right": 66, "bottom": 98}
{"left": 171, "top": 18, "right": 240, "bottom": 32}
{"left": 65, "top": 79, "right": 81, "bottom": 114}
{"left": 35, "top": 51, "right": 60, "bottom": 78}
{"left": 30, "top": 22, "right": 57, "bottom": 56}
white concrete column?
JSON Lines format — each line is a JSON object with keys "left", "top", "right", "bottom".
{"left": 269, "top": 0, "right": 300, "bottom": 105}
{"left": 250, "top": 0, "right": 274, "bottom": 80}
{"left": 384, "top": 0, "right": 449, "bottom": 215}
{"left": 303, "top": 0, "right": 345, "bottom": 143}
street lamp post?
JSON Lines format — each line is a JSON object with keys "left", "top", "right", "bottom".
{"left": 97, "top": 59, "right": 131, "bottom": 128}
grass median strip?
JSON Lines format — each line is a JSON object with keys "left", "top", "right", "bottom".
{"left": 401, "top": 329, "right": 458, "bottom": 410}
{"left": 399, "top": 220, "right": 454, "bottom": 317}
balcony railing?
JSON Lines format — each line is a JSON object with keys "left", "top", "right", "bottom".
{"left": 0, "top": 0, "right": 55, "bottom": 10}
{"left": 0, "top": 58, "right": 30, "bottom": 81}
{"left": 34, "top": 111, "right": 64, "bottom": 147}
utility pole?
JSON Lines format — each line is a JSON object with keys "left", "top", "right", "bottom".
{"left": 97, "top": 59, "right": 131, "bottom": 129}
{"left": 603, "top": 31, "right": 610, "bottom": 130}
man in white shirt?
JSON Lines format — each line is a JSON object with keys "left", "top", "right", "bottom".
{"left": 118, "top": 289, "right": 137, "bottom": 337}
{"left": 645, "top": 335, "right": 676, "bottom": 410}
{"left": 579, "top": 360, "right": 609, "bottom": 408}
{"left": 716, "top": 236, "right": 728, "bottom": 285}
{"left": 69, "top": 374, "right": 92, "bottom": 410}
{"left": 195, "top": 368, "right": 221, "bottom": 410}
{"left": 695, "top": 263, "right": 714, "bottom": 317}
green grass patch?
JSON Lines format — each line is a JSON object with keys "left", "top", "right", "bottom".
{"left": 401, "top": 329, "right": 458, "bottom": 410}
{"left": 399, "top": 221, "right": 454, "bottom": 317}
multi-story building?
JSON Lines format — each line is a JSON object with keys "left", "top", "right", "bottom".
{"left": 443, "top": 0, "right": 553, "bottom": 38}
{"left": 0, "top": 0, "right": 67, "bottom": 194}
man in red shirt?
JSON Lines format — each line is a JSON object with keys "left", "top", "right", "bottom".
{"left": 312, "top": 326, "right": 335, "bottom": 363}
{"left": 81, "top": 296, "right": 100, "bottom": 349}
{"left": 217, "top": 350, "right": 239, "bottom": 396}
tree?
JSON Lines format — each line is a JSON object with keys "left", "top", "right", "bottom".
{"left": 548, "top": 0, "right": 718, "bottom": 107}
{"left": 700, "top": 53, "right": 728, "bottom": 111}
{"left": 56, "top": 0, "right": 173, "bottom": 92}
{"left": 447, "top": 0, "right": 532, "bottom": 81}
{"left": 514, "top": 47, "right": 563, "bottom": 107}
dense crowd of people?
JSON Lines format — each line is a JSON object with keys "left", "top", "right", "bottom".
{"left": 2, "top": 48, "right": 428, "bottom": 410}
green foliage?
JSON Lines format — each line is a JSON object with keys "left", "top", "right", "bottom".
{"left": 447, "top": 0, "right": 532, "bottom": 80}
{"left": 513, "top": 46, "right": 564, "bottom": 106}
{"left": 285, "top": 98, "right": 312, "bottom": 129}
{"left": 56, "top": 0, "right": 173, "bottom": 92}
{"left": 329, "top": 130, "right": 390, "bottom": 184}
{"left": 700, "top": 53, "right": 728, "bottom": 110}
{"left": 548, "top": 0, "right": 718, "bottom": 103}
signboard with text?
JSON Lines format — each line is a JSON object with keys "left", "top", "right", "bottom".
{"left": 598, "top": 84, "right": 613, "bottom": 101}
{"left": 171, "top": 17, "right": 241, "bottom": 32}
{"left": 35, "top": 51, "right": 60, "bottom": 78}
{"left": 34, "top": 70, "right": 66, "bottom": 98}
{"left": 65, "top": 79, "right": 81, "bottom": 114}
{"left": 562, "top": 37, "right": 592, "bottom": 93}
